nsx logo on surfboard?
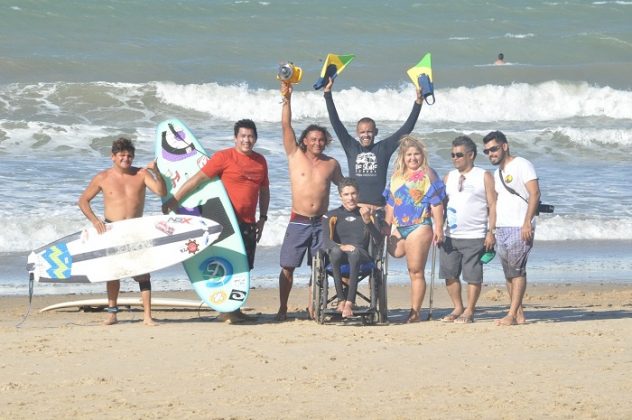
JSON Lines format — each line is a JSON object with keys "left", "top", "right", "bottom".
{"left": 167, "top": 216, "right": 193, "bottom": 224}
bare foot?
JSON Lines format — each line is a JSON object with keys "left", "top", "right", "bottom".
{"left": 336, "top": 301, "right": 345, "bottom": 313}
{"left": 235, "top": 309, "right": 259, "bottom": 322}
{"left": 143, "top": 317, "right": 159, "bottom": 326}
{"left": 454, "top": 315, "right": 474, "bottom": 324}
{"left": 496, "top": 315, "right": 517, "bottom": 326}
{"left": 307, "top": 301, "right": 316, "bottom": 320}
{"left": 441, "top": 311, "right": 463, "bottom": 322}
{"left": 219, "top": 311, "right": 244, "bottom": 324}
{"left": 342, "top": 302, "right": 354, "bottom": 318}
{"left": 406, "top": 309, "right": 421, "bottom": 323}
{"left": 103, "top": 313, "right": 118, "bottom": 326}
{"left": 516, "top": 307, "right": 527, "bottom": 324}
{"left": 275, "top": 309, "right": 288, "bottom": 322}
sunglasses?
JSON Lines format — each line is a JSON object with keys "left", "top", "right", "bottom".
{"left": 483, "top": 145, "right": 501, "bottom": 155}
{"left": 451, "top": 152, "right": 465, "bottom": 159}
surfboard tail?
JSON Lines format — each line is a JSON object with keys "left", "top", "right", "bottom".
{"left": 313, "top": 53, "right": 355, "bottom": 90}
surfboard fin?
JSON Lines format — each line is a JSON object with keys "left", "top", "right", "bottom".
{"left": 313, "top": 53, "right": 355, "bottom": 90}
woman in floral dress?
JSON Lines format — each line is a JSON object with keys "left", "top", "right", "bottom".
{"left": 384, "top": 135, "right": 445, "bottom": 322}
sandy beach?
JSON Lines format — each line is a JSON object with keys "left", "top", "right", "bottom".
{"left": 1, "top": 282, "right": 631, "bottom": 419}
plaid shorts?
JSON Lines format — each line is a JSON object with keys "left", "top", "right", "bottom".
{"left": 495, "top": 227, "right": 533, "bottom": 278}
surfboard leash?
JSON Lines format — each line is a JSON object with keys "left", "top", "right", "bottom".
{"left": 15, "top": 273, "right": 34, "bottom": 328}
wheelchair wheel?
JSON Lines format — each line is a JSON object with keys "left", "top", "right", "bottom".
{"left": 311, "top": 254, "right": 323, "bottom": 323}
{"left": 318, "top": 272, "right": 328, "bottom": 324}
{"left": 312, "top": 252, "right": 330, "bottom": 324}
{"left": 377, "top": 238, "right": 389, "bottom": 324}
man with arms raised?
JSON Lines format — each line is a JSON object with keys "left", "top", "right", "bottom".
{"left": 440, "top": 136, "right": 496, "bottom": 324}
{"left": 323, "top": 77, "right": 423, "bottom": 212}
{"left": 163, "top": 119, "right": 270, "bottom": 323}
{"left": 277, "top": 81, "right": 343, "bottom": 321}
{"left": 78, "top": 138, "right": 167, "bottom": 326}
{"left": 483, "top": 130, "right": 540, "bottom": 326}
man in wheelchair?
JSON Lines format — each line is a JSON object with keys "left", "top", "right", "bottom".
{"left": 321, "top": 178, "right": 382, "bottom": 318}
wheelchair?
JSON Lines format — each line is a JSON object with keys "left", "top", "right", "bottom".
{"left": 310, "top": 236, "right": 388, "bottom": 325}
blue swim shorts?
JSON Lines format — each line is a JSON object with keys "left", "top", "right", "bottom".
{"left": 279, "top": 212, "right": 323, "bottom": 268}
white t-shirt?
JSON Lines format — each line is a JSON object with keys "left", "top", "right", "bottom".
{"left": 444, "top": 167, "right": 489, "bottom": 239}
{"left": 495, "top": 156, "right": 538, "bottom": 227}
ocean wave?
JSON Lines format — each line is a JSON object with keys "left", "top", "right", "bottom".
{"left": 548, "top": 127, "right": 632, "bottom": 147}
{"left": 593, "top": 1, "right": 632, "bottom": 5}
{"left": 2, "top": 80, "right": 632, "bottom": 154}
{"left": 3, "top": 80, "right": 632, "bottom": 127}
{"left": 503, "top": 33, "right": 535, "bottom": 39}
{"left": 155, "top": 80, "right": 632, "bottom": 123}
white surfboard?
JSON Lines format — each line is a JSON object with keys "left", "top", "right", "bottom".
{"left": 27, "top": 215, "right": 222, "bottom": 284}
{"left": 155, "top": 118, "right": 250, "bottom": 313}
{"left": 39, "top": 297, "right": 211, "bottom": 313}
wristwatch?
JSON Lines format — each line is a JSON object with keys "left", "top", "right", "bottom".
{"left": 260, "top": 215, "right": 268, "bottom": 221}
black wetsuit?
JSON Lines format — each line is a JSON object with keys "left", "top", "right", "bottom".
{"left": 324, "top": 91, "right": 422, "bottom": 206}
{"left": 322, "top": 206, "right": 380, "bottom": 304}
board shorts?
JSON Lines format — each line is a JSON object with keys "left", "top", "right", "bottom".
{"left": 279, "top": 212, "right": 323, "bottom": 268}
{"left": 495, "top": 227, "right": 533, "bottom": 278}
{"left": 439, "top": 237, "right": 485, "bottom": 284}
{"left": 396, "top": 218, "right": 432, "bottom": 239}
{"left": 238, "top": 221, "right": 257, "bottom": 271}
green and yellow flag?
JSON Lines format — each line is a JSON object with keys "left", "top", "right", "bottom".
{"left": 313, "top": 53, "right": 355, "bottom": 90}
{"left": 406, "top": 53, "right": 433, "bottom": 89}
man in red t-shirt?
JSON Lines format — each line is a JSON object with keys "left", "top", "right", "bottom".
{"left": 163, "top": 119, "right": 270, "bottom": 323}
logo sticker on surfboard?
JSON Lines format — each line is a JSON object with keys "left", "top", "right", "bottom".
{"left": 229, "top": 289, "right": 247, "bottom": 302}
{"left": 199, "top": 256, "right": 233, "bottom": 288}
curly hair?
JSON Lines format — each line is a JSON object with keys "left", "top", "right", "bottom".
{"left": 111, "top": 137, "right": 135, "bottom": 156}
{"left": 297, "top": 124, "right": 332, "bottom": 152}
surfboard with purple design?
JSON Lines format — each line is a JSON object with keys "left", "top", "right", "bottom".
{"left": 155, "top": 118, "right": 250, "bottom": 313}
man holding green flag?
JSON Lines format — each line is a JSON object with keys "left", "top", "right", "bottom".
{"left": 323, "top": 77, "right": 423, "bottom": 213}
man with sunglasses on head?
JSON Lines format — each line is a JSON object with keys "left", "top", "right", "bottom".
{"left": 439, "top": 136, "right": 496, "bottom": 324}
{"left": 482, "top": 130, "right": 541, "bottom": 326}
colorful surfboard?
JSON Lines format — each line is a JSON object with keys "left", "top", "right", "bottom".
{"left": 313, "top": 53, "right": 355, "bottom": 90}
{"left": 27, "top": 215, "right": 222, "bottom": 284}
{"left": 155, "top": 118, "right": 250, "bottom": 313}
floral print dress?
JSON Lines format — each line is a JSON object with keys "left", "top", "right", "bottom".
{"left": 384, "top": 168, "right": 446, "bottom": 227}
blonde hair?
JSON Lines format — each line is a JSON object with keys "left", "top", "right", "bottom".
{"left": 393, "top": 134, "right": 429, "bottom": 177}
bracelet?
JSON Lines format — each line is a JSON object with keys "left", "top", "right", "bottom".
{"left": 260, "top": 215, "right": 268, "bottom": 221}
